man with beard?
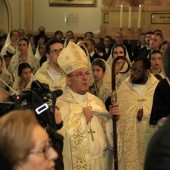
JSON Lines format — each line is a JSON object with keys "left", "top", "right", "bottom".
{"left": 116, "top": 57, "right": 159, "bottom": 170}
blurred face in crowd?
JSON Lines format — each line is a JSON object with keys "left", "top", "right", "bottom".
{"left": 18, "top": 29, "right": 25, "bottom": 38}
{"left": 38, "top": 37, "right": 45, "bottom": 45}
{"left": 115, "top": 33, "right": 123, "bottom": 43}
{"left": 29, "top": 37, "right": 35, "bottom": 46}
{"left": 104, "top": 37, "right": 112, "bottom": 48}
{"left": 20, "top": 67, "right": 32, "bottom": 83}
{"left": 39, "top": 44, "right": 46, "bottom": 56}
{"left": 15, "top": 125, "right": 58, "bottom": 170}
{"left": 85, "top": 33, "right": 93, "bottom": 40}
{"left": 55, "top": 33, "right": 63, "bottom": 40}
{"left": 18, "top": 40, "right": 28, "bottom": 54}
{"left": 67, "top": 67, "right": 90, "bottom": 95}
{"left": 86, "top": 39, "right": 95, "bottom": 53}
{"left": 66, "top": 31, "right": 74, "bottom": 38}
{"left": 145, "top": 33, "right": 153, "bottom": 46}
{"left": 130, "top": 60, "right": 149, "bottom": 84}
{"left": 11, "top": 31, "right": 19, "bottom": 43}
{"left": 150, "top": 52, "right": 162, "bottom": 70}
{"left": 150, "top": 34, "right": 162, "bottom": 50}
{"left": 112, "top": 46, "right": 125, "bottom": 64}
{"left": 92, "top": 65, "right": 104, "bottom": 82}
{"left": 46, "top": 43, "right": 63, "bottom": 67}
{"left": 139, "top": 34, "right": 146, "bottom": 45}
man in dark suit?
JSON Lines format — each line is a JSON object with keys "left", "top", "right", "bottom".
{"left": 144, "top": 42, "right": 170, "bottom": 170}
{"left": 132, "top": 32, "right": 147, "bottom": 60}
{"left": 86, "top": 38, "right": 101, "bottom": 63}
{"left": 103, "top": 35, "right": 114, "bottom": 61}
{"left": 146, "top": 32, "right": 164, "bottom": 59}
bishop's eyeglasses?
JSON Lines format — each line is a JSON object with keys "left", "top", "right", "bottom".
{"left": 68, "top": 72, "right": 91, "bottom": 79}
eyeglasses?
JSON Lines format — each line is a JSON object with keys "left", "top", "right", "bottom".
{"left": 130, "top": 68, "right": 146, "bottom": 73}
{"left": 29, "top": 139, "right": 52, "bottom": 159}
{"left": 68, "top": 72, "right": 90, "bottom": 79}
{"left": 50, "top": 48, "right": 63, "bottom": 55}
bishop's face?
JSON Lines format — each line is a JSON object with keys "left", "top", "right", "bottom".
{"left": 66, "top": 67, "right": 90, "bottom": 95}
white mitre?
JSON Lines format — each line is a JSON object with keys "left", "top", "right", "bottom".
{"left": 57, "top": 41, "right": 88, "bottom": 75}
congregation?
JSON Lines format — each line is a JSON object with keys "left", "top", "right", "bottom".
{"left": 0, "top": 26, "right": 169, "bottom": 170}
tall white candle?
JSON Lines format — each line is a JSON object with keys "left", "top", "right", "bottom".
{"left": 120, "top": 5, "right": 123, "bottom": 29}
{"left": 138, "top": 5, "right": 141, "bottom": 29}
{"left": 128, "top": 6, "right": 132, "bottom": 29}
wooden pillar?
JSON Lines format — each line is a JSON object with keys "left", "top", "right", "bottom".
{"left": 24, "top": 0, "right": 33, "bottom": 33}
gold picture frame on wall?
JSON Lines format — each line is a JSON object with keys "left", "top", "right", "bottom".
{"left": 49, "top": 0, "right": 97, "bottom": 7}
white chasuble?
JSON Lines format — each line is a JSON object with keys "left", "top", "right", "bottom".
{"left": 56, "top": 88, "right": 112, "bottom": 170}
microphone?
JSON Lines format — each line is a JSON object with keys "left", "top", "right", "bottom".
{"left": 52, "top": 89, "right": 63, "bottom": 98}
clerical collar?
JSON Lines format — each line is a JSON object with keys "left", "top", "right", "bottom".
{"left": 68, "top": 88, "right": 87, "bottom": 102}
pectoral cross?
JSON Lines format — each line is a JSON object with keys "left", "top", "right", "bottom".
{"left": 88, "top": 128, "right": 95, "bottom": 141}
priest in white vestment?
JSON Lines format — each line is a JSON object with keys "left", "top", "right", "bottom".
{"left": 55, "top": 41, "right": 120, "bottom": 170}
{"left": 117, "top": 57, "right": 159, "bottom": 170}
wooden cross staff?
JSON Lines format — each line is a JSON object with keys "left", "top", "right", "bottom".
{"left": 111, "top": 56, "right": 131, "bottom": 170}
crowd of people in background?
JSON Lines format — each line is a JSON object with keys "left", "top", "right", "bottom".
{"left": 0, "top": 26, "right": 169, "bottom": 170}
{"left": 0, "top": 27, "right": 167, "bottom": 91}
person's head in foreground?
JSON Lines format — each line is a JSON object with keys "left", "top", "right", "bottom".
{"left": 58, "top": 41, "right": 90, "bottom": 95}
{"left": 0, "top": 109, "right": 58, "bottom": 170}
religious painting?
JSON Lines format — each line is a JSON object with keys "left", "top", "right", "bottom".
{"left": 49, "top": 0, "right": 97, "bottom": 7}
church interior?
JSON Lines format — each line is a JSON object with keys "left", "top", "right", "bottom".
{"left": 1, "top": 0, "right": 170, "bottom": 44}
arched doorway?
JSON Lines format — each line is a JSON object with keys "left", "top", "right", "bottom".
{"left": 0, "top": 0, "right": 12, "bottom": 32}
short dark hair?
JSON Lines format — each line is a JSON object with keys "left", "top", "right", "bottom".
{"left": 153, "top": 32, "right": 164, "bottom": 41}
{"left": 104, "top": 35, "right": 113, "bottom": 40}
{"left": 146, "top": 31, "right": 154, "bottom": 35}
{"left": 85, "top": 32, "right": 94, "bottom": 38}
{"left": 18, "top": 63, "right": 32, "bottom": 76}
{"left": 140, "top": 32, "right": 146, "bottom": 36}
{"left": 95, "top": 42, "right": 105, "bottom": 54}
{"left": 149, "top": 50, "right": 162, "bottom": 60}
{"left": 54, "top": 30, "right": 63, "bottom": 37}
{"left": 133, "top": 56, "right": 151, "bottom": 70}
{"left": 46, "top": 38, "right": 62, "bottom": 54}
{"left": 153, "top": 29, "right": 163, "bottom": 34}
{"left": 86, "top": 38, "right": 95, "bottom": 46}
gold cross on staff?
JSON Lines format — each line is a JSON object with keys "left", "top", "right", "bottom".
{"left": 88, "top": 128, "right": 95, "bottom": 141}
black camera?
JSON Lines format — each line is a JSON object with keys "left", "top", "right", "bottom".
{"left": 0, "top": 80, "right": 64, "bottom": 170}
{"left": 0, "top": 80, "right": 62, "bottom": 131}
